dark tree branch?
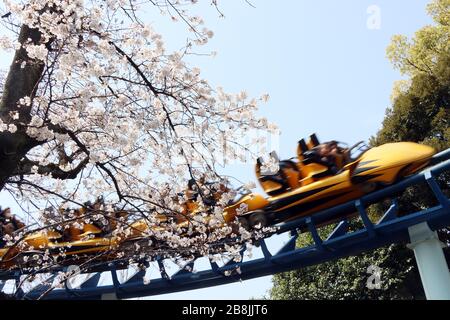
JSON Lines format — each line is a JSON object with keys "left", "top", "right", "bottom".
{"left": 15, "top": 156, "right": 89, "bottom": 180}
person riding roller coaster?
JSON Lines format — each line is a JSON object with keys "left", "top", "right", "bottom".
{"left": 186, "top": 177, "right": 230, "bottom": 206}
{"left": 304, "top": 140, "right": 349, "bottom": 174}
{"left": 0, "top": 207, "right": 25, "bottom": 247}
{"left": 41, "top": 197, "right": 129, "bottom": 242}
{"left": 78, "top": 196, "right": 129, "bottom": 238}
{"left": 256, "top": 136, "right": 351, "bottom": 197}
{"left": 171, "top": 177, "right": 231, "bottom": 225}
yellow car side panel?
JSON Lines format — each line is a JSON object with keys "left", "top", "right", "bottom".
{"left": 223, "top": 193, "right": 269, "bottom": 223}
{"left": 0, "top": 249, "right": 7, "bottom": 260}
{"left": 47, "top": 238, "right": 118, "bottom": 255}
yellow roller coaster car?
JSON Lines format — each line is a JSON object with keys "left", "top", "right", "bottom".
{"left": 236, "top": 134, "right": 436, "bottom": 229}
{"left": 0, "top": 134, "right": 436, "bottom": 270}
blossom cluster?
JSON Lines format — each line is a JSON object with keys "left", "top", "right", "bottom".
{"left": 0, "top": 0, "right": 278, "bottom": 291}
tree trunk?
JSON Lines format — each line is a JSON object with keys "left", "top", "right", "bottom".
{"left": 0, "top": 24, "right": 46, "bottom": 191}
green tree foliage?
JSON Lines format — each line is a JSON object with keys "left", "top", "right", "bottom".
{"left": 376, "top": 0, "right": 449, "bottom": 149}
{"left": 270, "top": 224, "right": 424, "bottom": 300}
{"left": 270, "top": 0, "right": 449, "bottom": 300}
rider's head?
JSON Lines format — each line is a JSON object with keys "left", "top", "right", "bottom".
{"left": 1, "top": 207, "right": 12, "bottom": 218}
{"left": 320, "top": 141, "right": 338, "bottom": 155}
{"left": 318, "top": 143, "right": 331, "bottom": 155}
{"left": 329, "top": 141, "right": 338, "bottom": 153}
{"left": 93, "top": 196, "right": 104, "bottom": 210}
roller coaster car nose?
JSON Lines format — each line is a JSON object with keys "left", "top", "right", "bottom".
{"left": 372, "top": 142, "right": 434, "bottom": 166}
{"left": 409, "top": 143, "right": 436, "bottom": 159}
{"left": 351, "top": 142, "right": 436, "bottom": 184}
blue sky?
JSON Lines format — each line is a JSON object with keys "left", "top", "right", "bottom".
{"left": 0, "top": 0, "right": 434, "bottom": 299}
{"left": 141, "top": 0, "right": 432, "bottom": 299}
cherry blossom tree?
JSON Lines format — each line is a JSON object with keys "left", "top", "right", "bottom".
{"left": 0, "top": 0, "right": 276, "bottom": 292}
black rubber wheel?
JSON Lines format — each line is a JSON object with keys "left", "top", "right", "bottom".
{"left": 237, "top": 216, "right": 250, "bottom": 231}
{"left": 361, "top": 182, "right": 378, "bottom": 194}
{"left": 248, "top": 211, "right": 268, "bottom": 229}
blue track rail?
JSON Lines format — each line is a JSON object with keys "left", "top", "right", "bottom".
{"left": 2, "top": 148, "right": 450, "bottom": 300}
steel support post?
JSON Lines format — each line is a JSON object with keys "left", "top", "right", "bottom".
{"left": 408, "top": 222, "right": 450, "bottom": 300}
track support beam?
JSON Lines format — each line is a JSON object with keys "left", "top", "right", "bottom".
{"left": 408, "top": 222, "right": 450, "bottom": 300}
